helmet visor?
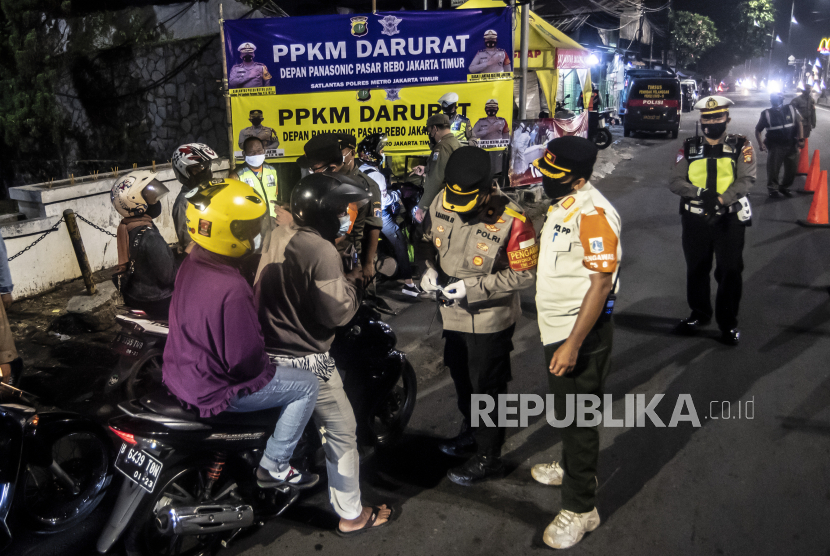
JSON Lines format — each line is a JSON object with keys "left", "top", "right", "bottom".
{"left": 230, "top": 217, "right": 264, "bottom": 248}
{"left": 142, "top": 180, "right": 170, "bottom": 205}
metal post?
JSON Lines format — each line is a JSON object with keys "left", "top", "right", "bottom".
{"left": 518, "top": 3, "right": 530, "bottom": 121}
{"left": 63, "top": 210, "right": 96, "bottom": 295}
{"left": 768, "top": 26, "right": 775, "bottom": 84}
{"left": 787, "top": 0, "right": 795, "bottom": 45}
{"left": 219, "top": 4, "right": 236, "bottom": 171}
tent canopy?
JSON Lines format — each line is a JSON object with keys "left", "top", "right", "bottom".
{"left": 459, "top": 0, "right": 585, "bottom": 53}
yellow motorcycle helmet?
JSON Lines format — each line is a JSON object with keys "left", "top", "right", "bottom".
{"left": 184, "top": 178, "right": 266, "bottom": 257}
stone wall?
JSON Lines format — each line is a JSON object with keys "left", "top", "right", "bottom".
{"left": 55, "top": 36, "right": 229, "bottom": 179}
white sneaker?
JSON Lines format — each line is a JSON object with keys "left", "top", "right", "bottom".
{"left": 531, "top": 460, "right": 564, "bottom": 485}
{"left": 543, "top": 508, "right": 600, "bottom": 549}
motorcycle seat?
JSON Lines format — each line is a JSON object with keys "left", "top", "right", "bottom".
{"left": 139, "top": 388, "right": 283, "bottom": 427}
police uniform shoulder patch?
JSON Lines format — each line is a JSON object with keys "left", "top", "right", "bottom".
{"left": 432, "top": 152, "right": 439, "bottom": 161}
{"left": 742, "top": 143, "right": 754, "bottom": 163}
{"left": 561, "top": 197, "right": 575, "bottom": 210}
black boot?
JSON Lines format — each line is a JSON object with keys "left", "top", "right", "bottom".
{"left": 447, "top": 454, "right": 505, "bottom": 486}
{"left": 673, "top": 315, "right": 711, "bottom": 336}
{"left": 438, "top": 426, "right": 477, "bottom": 458}
{"left": 7, "top": 358, "right": 23, "bottom": 387}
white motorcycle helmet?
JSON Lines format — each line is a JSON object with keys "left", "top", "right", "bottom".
{"left": 111, "top": 170, "right": 170, "bottom": 218}
{"left": 438, "top": 92, "right": 459, "bottom": 109}
{"left": 172, "top": 143, "right": 220, "bottom": 189}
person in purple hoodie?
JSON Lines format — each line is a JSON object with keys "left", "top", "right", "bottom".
{"left": 162, "top": 178, "right": 319, "bottom": 489}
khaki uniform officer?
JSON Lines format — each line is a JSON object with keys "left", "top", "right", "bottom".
{"left": 420, "top": 146, "right": 537, "bottom": 486}
{"left": 529, "top": 136, "right": 621, "bottom": 550}
{"left": 412, "top": 113, "right": 461, "bottom": 223}
{"left": 790, "top": 87, "right": 817, "bottom": 138}
{"left": 670, "top": 95, "right": 756, "bottom": 345}
{"left": 238, "top": 110, "right": 279, "bottom": 150}
{"left": 229, "top": 42, "right": 272, "bottom": 89}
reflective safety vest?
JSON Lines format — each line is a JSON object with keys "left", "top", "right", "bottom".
{"left": 449, "top": 114, "right": 471, "bottom": 144}
{"left": 684, "top": 135, "right": 746, "bottom": 195}
{"left": 762, "top": 105, "right": 797, "bottom": 144}
{"left": 237, "top": 165, "right": 278, "bottom": 217}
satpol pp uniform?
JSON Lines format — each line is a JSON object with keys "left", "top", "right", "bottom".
{"left": 422, "top": 146, "right": 537, "bottom": 484}
{"left": 669, "top": 96, "right": 756, "bottom": 343}
{"left": 530, "top": 138, "right": 620, "bottom": 548}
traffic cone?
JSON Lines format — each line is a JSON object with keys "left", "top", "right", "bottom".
{"left": 798, "top": 170, "right": 830, "bottom": 227}
{"left": 802, "top": 150, "right": 821, "bottom": 194}
{"left": 796, "top": 138, "right": 810, "bottom": 175}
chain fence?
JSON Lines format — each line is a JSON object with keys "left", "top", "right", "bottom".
{"left": 7, "top": 213, "right": 118, "bottom": 262}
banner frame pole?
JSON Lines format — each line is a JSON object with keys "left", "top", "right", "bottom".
{"left": 518, "top": 3, "right": 529, "bottom": 120}
{"left": 219, "top": 3, "right": 236, "bottom": 171}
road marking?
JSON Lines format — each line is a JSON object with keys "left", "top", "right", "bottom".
{"left": 416, "top": 375, "right": 454, "bottom": 400}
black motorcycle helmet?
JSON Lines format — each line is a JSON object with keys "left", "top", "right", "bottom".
{"left": 290, "top": 172, "right": 369, "bottom": 242}
{"left": 356, "top": 133, "right": 388, "bottom": 167}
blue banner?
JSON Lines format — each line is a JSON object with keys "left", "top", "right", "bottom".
{"left": 223, "top": 8, "right": 513, "bottom": 95}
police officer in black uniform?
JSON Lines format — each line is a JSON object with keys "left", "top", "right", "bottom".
{"left": 754, "top": 92, "right": 804, "bottom": 197}
{"left": 669, "top": 96, "right": 757, "bottom": 345}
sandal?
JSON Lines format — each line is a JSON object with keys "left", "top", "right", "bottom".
{"left": 335, "top": 505, "right": 394, "bottom": 537}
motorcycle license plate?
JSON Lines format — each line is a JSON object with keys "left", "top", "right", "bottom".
{"left": 115, "top": 443, "right": 163, "bottom": 493}
{"left": 113, "top": 333, "right": 144, "bottom": 357}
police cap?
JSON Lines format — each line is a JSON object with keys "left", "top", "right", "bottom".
{"left": 249, "top": 109, "right": 263, "bottom": 117}
{"left": 238, "top": 42, "right": 256, "bottom": 53}
{"left": 426, "top": 113, "right": 450, "bottom": 127}
{"left": 297, "top": 133, "right": 342, "bottom": 169}
{"left": 532, "top": 136, "right": 598, "bottom": 181}
{"left": 484, "top": 29, "right": 498, "bottom": 39}
{"left": 694, "top": 95, "right": 734, "bottom": 116}
{"left": 442, "top": 146, "right": 492, "bottom": 213}
{"left": 337, "top": 133, "right": 357, "bottom": 151}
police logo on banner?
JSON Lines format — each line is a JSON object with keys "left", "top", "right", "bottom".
{"left": 350, "top": 16, "right": 368, "bottom": 37}
{"left": 589, "top": 237, "right": 604, "bottom": 254}
{"left": 379, "top": 15, "right": 402, "bottom": 36}
{"left": 385, "top": 88, "right": 401, "bottom": 101}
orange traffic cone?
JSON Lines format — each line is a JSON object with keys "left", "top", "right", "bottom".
{"left": 803, "top": 150, "right": 821, "bottom": 193}
{"left": 798, "top": 170, "right": 830, "bottom": 227}
{"left": 796, "top": 138, "right": 810, "bottom": 175}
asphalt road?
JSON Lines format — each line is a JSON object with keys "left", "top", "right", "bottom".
{"left": 7, "top": 91, "right": 830, "bottom": 556}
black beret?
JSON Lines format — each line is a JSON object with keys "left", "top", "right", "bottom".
{"left": 337, "top": 133, "right": 357, "bottom": 150}
{"left": 532, "top": 136, "right": 598, "bottom": 180}
{"left": 297, "top": 133, "right": 342, "bottom": 169}
{"left": 442, "top": 146, "right": 492, "bottom": 212}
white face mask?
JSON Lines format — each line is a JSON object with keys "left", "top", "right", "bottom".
{"left": 337, "top": 215, "right": 351, "bottom": 237}
{"left": 245, "top": 154, "right": 266, "bottom": 168}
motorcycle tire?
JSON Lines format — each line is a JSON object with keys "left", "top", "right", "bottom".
{"left": 123, "top": 348, "right": 164, "bottom": 401}
{"left": 14, "top": 431, "right": 111, "bottom": 534}
{"left": 593, "top": 129, "right": 613, "bottom": 150}
{"left": 124, "top": 463, "right": 229, "bottom": 556}
{"left": 371, "top": 360, "right": 417, "bottom": 447}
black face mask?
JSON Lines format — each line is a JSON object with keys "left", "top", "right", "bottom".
{"left": 485, "top": 41, "right": 497, "bottom": 48}
{"left": 702, "top": 122, "right": 727, "bottom": 139}
{"left": 243, "top": 55, "right": 253, "bottom": 63}
{"left": 485, "top": 109, "right": 497, "bottom": 117}
{"left": 250, "top": 118, "right": 263, "bottom": 126}
{"left": 428, "top": 129, "right": 437, "bottom": 147}
{"left": 146, "top": 202, "right": 162, "bottom": 219}
{"left": 543, "top": 177, "right": 576, "bottom": 201}
{"left": 442, "top": 105, "right": 456, "bottom": 117}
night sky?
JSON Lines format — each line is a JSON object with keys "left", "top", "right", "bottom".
{"left": 673, "top": 0, "right": 829, "bottom": 69}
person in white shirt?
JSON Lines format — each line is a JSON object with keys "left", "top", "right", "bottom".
{"left": 529, "top": 136, "right": 621, "bottom": 550}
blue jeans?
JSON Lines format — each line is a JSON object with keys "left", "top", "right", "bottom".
{"left": 226, "top": 366, "right": 319, "bottom": 472}
{"left": 381, "top": 217, "right": 412, "bottom": 280}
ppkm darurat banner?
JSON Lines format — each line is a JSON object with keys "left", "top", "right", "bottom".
{"left": 223, "top": 8, "right": 514, "bottom": 162}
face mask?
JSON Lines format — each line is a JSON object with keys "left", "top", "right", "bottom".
{"left": 428, "top": 130, "right": 437, "bottom": 147}
{"left": 485, "top": 109, "right": 497, "bottom": 117}
{"left": 337, "top": 215, "right": 351, "bottom": 237}
{"left": 245, "top": 154, "right": 266, "bottom": 168}
{"left": 243, "top": 55, "right": 253, "bottom": 63}
{"left": 485, "top": 41, "right": 497, "bottom": 48}
{"left": 442, "top": 105, "right": 456, "bottom": 117}
{"left": 146, "top": 202, "right": 162, "bottom": 219}
{"left": 250, "top": 118, "right": 263, "bottom": 126}
{"left": 702, "top": 122, "right": 727, "bottom": 139}
{"left": 542, "top": 177, "right": 576, "bottom": 201}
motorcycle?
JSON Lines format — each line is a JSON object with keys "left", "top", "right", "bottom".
{"left": 0, "top": 382, "right": 112, "bottom": 552}
{"left": 106, "top": 310, "right": 169, "bottom": 401}
{"left": 554, "top": 95, "right": 575, "bottom": 120}
{"left": 588, "top": 109, "right": 614, "bottom": 150}
{"left": 96, "top": 293, "right": 417, "bottom": 555}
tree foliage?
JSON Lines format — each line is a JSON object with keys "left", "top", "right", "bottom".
{"left": 732, "top": 0, "right": 774, "bottom": 61}
{"left": 670, "top": 10, "right": 719, "bottom": 70}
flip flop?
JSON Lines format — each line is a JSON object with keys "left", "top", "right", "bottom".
{"left": 335, "top": 505, "right": 395, "bottom": 538}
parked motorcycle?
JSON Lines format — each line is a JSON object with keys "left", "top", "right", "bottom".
{"left": 588, "top": 109, "right": 615, "bottom": 150}
{"left": 554, "top": 95, "right": 575, "bottom": 120}
{"left": 106, "top": 310, "right": 168, "bottom": 401}
{"left": 96, "top": 293, "right": 417, "bottom": 555}
{"left": 0, "top": 382, "right": 111, "bottom": 552}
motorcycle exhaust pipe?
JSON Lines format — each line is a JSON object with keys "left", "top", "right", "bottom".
{"left": 155, "top": 504, "right": 254, "bottom": 536}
